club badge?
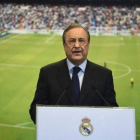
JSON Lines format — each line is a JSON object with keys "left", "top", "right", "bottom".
{"left": 79, "top": 117, "right": 93, "bottom": 136}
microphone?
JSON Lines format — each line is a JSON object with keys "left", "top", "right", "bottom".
{"left": 92, "top": 85, "right": 110, "bottom": 107}
{"left": 55, "top": 85, "right": 70, "bottom": 105}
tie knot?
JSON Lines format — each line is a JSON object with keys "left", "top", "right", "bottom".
{"left": 73, "top": 67, "right": 81, "bottom": 75}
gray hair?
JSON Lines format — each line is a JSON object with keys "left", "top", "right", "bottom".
{"left": 62, "top": 23, "right": 90, "bottom": 43}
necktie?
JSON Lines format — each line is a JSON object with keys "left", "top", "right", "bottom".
{"left": 72, "top": 66, "right": 81, "bottom": 104}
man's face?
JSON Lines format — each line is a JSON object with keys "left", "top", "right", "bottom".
{"left": 63, "top": 28, "right": 90, "bottom": 65}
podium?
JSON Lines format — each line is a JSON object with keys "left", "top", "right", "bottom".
{"left": 36, "top": 106, "right": 135, "bottom": 140}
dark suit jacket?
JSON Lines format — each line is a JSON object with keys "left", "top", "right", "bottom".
{"left": 29, "top": 59, "right": 118, "bottom": 124}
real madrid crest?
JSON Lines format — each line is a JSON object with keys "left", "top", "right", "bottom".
{"left": 79, "top": 117, "right": 93, "bottom": 136}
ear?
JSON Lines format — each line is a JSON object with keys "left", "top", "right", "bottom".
{"left": 87, "top": 42, "right": 90, "bottom": 48}
{"left": 63, "top": 42, "right": 66, "bottom": 47}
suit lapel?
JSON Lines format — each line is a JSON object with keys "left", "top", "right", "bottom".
{"left": 56, "top": 59, "right": 75, "bottom": 105}
{"left": 78, "top": 60, "right": 96, "bottom": 105}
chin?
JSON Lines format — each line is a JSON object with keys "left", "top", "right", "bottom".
{"left": 71, "top": 58, "right": 85, "bottom": 65}
{"left": 73, "top": 56, "right": 83, "bottom": 61}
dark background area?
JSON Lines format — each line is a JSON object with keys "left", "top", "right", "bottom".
{"left": 0, "top": 0, "right": 140, "bottom": 5}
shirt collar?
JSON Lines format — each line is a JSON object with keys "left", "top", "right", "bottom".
{"left": 66, "top": 58, "right": 87, "bottom": 72}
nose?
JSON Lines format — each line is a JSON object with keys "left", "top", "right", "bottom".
{"left": 74, "top": 40, "right": 80, "bottom": 47}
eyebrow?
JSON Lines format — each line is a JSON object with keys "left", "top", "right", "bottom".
{"left": 69, "top": 37, "right": 85, "bottom": 39}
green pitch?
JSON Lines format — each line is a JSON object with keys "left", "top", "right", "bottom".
{"left": 0, "top": 34, "right": 140, "bottom": 140}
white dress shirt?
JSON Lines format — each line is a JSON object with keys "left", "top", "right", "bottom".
{"left": 66, "top": 58, "right": 87, "bottom": 90}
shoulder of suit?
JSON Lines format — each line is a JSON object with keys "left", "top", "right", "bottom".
{"left": 87, "top": 60, "right": 111, "bottom": 73}
{"left": 41, "top": 59, "right": 66, "bottom": 71}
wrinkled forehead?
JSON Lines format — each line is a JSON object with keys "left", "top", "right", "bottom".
{"left": 65, "top": 28, "right": 88, "bottom": 40}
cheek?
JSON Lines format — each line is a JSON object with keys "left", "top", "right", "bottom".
{"left": 83, "top": 46, "right": 89, "bottom": 53}
{"left": 65, "top": 46, "right": 72, "bottom": 54}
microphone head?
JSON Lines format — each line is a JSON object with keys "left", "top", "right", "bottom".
{"left": 65, "top": 85, "right": 70, "bottom": 90}
{"left": 91, "top": 85, "right": 97, "bottom": 91}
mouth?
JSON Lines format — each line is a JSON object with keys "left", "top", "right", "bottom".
{"left": 73, "top": 51, "right": 82, "bottom": 54}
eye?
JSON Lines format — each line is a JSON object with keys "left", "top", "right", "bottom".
{"left": 69, "top": 39, "right": 76, "bottom": 45}
{"left": 79, "top": 38, "right": 86, "bottom": 44}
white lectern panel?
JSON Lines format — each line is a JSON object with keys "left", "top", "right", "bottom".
{"left": 37, "top": 107, "right": 135, "bottom": 140}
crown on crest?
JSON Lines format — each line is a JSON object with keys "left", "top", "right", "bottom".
{"left": 82, "top": 117, "right": 90, "bottom": 123}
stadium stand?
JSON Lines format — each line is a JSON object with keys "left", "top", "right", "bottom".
{"left": 0, "top": 4, "right": 140, "bottom": 35}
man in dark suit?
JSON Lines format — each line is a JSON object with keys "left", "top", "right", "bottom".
{"left": 29, "top": 23, "right": 118, "bottom": 124}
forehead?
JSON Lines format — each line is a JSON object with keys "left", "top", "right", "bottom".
{"left": 65, "top": 28, "right": 88, "bottom": 39}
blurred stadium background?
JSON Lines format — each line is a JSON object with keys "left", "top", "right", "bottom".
{"left": 0, "top": 0, "right": 140, "bottom": 140}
